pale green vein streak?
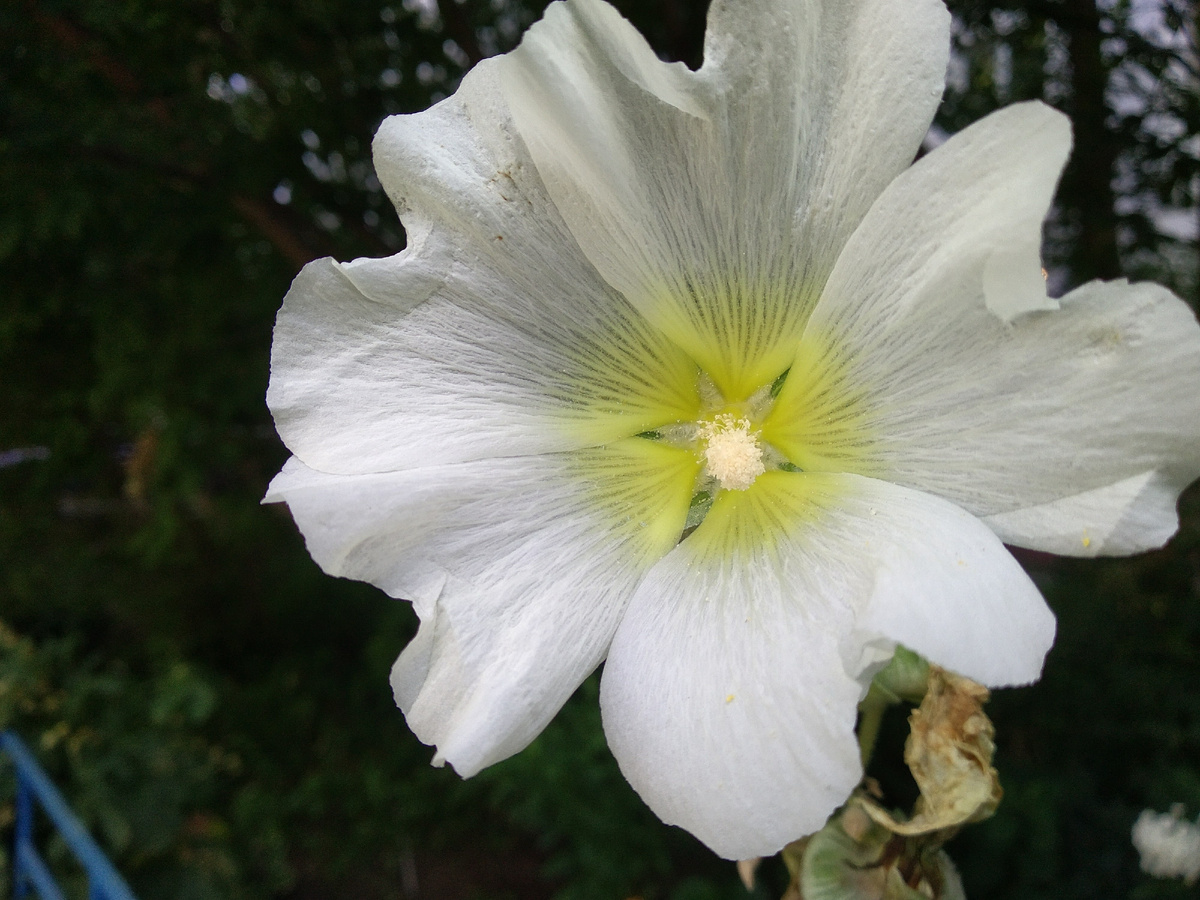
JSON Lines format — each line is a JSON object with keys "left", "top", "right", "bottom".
{"left": 570, "top": 438, "right": 700, "bottom": 561}
{"left": 684, "top": 470, "right": 862, "bottom": 566}
{"left": 761, "top": 329, "right": 880, "bottom": 476}
{"left": 555, "top": 309, "right": 702, "bottom": 448}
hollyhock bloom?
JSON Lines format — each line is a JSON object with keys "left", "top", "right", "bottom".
{"left": 1133, "top": 807, "right": 1200, "bottom": 884}
{"left": 265, "top": 0, "right": 1200, "bottom": 858}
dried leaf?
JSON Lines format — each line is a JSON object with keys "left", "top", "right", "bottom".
{"left": 798, "top": 804, "right": 967, "bottom": 900}
{"left": 861, "top": 667, "right": 1001, "bottom": 836}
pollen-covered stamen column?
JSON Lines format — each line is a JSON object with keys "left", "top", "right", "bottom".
{"left": 698, "top": 414, "right": 766, "bottom": 491}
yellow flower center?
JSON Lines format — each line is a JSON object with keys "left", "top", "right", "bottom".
{"left": 568, "top": 321, "right": 878, "bottom": 553}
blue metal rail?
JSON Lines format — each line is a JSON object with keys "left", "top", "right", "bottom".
{"left": 1, "top": 730, "right": 139, "bottom": 900}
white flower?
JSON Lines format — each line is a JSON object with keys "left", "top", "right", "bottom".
{"left": 265, "top": 0, "right": 1200, "bottom": 859}
{"left": 1132, "top": 807, "right": 1200, "bottom": 884}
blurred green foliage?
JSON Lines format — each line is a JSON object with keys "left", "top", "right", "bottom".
{"left": 0, "top": 0, "right": 1197, "bottom": 897}
{"left": 0, "top": 621, "right": 291, "bottom": 898}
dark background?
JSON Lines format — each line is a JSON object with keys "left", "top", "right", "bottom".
{"left": 1, "top": 0, "right": 1197, "bottom": 897}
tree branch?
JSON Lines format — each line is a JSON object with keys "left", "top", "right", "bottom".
{"left": 230, "top": 195, "right": 320, "bottom": 269}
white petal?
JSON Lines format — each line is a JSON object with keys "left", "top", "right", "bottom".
{"left": 981, "top": 469, "right": 1180, "bottom": 556}
{"left": 600, "top": 484, "right": 863, "bottom": 859}
{"left": 269, "top": 62, "right": 700, "bottom": 476}
{"left": 600, "top": 470, "right": 1051, "bottom": 859}
{"left": 267, "top": 439, "right": 697, "bottom": 775}
{"left": 500, "top": 0, "right": 949, "bottom": 399}
{"left": 831, "top": 476, "right": 1056, "bottom": 689}
{"left": 770, "top": 103, "right": 1200, "bottom": 554}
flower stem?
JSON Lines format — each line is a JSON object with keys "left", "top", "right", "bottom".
{"left": 856, "top": 684, "right": 892, "bottom": 768}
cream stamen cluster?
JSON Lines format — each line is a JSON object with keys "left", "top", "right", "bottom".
{"left": 698, "top": 414, "right": 766, "bottom": 491}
